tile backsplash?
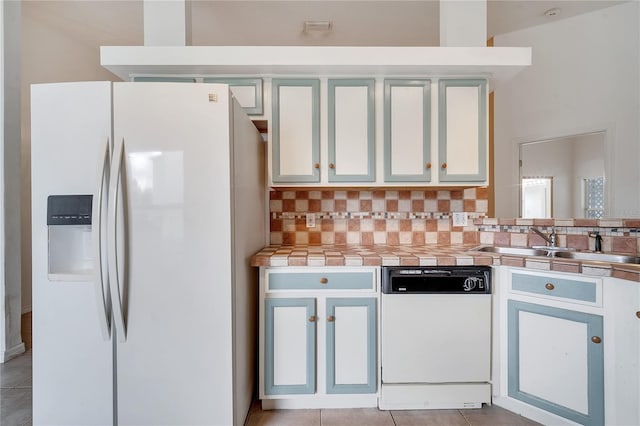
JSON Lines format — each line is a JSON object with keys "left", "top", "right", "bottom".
{"left": 476, "top": 218, "right": 640, "bottom": 255}
{"left": 269, "top": 188, "right": 488, "bottom": 245}
{"left": 268, "top": 189, "right": 640, "bottom": 254}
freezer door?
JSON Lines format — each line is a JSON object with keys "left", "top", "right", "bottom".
{"left": 112, "top": 82, "right": 235, "bottom": 425}
{"left": 31, "top": 81, "right": 114, "bottom": 425}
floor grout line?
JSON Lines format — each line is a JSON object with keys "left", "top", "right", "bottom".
{"left": 458, "top": 408, "right": 472, "bottom": 425}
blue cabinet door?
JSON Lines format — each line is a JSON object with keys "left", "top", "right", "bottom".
{"left": 438, "top": 79, "right": 487, "bottom": 182}
{"left": 264, "top": 298, "right": 317, "bottom": 395}
{"left": 328, "top": 79, "right": 376, "bottom": 182}
{"left": 325, "top": 298, "right": 377, "bottom": 394}
{"left": 272, "top": 79, "right": 320, "bottom": 183}
{"left": 383, "top": 79, "right": 432, "bottom": 182}
{"left": 508, "top": 300, "right": 604, "bottom": 426}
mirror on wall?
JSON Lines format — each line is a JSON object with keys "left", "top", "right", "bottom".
{"left": 521, "top": 177, "right": 553, "bottom": 218}
{"left": 519, "top": 131, "right": 606, "bottom": 219}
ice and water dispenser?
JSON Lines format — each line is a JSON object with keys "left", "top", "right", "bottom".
{"left": 47, "top": 195, "right": 93, "bottom": 280}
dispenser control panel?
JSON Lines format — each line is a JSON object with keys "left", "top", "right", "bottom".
{"left": 47, "top": 195, "right": 92, "bottom": 225}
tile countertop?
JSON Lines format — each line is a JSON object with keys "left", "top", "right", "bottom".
{"left": 250, "top": 244, "right": 640, "bottom": 282}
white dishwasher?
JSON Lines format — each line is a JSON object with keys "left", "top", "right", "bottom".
{"left": 380, "top": 266, "right": 492, "bottom": 410}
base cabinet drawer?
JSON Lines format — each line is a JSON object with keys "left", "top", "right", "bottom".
{"left": 267, "top": 271, "right": 375, "bottom": 291}
{"left": 507, "top": 300, "right": 604, "bottom": 426}
{"left": 510, "top": 270, "right": 602, "bottom": 306}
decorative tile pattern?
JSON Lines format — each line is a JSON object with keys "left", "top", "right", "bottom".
{"left": 270, "top": 189, "right": 487, "bottom": 246}
{"left": 270, "top": 189, "right": 640, "bottom": 254}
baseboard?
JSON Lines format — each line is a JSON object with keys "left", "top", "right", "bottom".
{"left": 22, "top": 305, "right": 32, "bottom": 314}
{"left": 261, "top": 394, "right": 378, "bottom": 410}
{"left": 493, "top": 396, "right": 577, "bottom": 426}
{"left": 379, "top": 383, "right": 491, "bottom": 410}
{"left": 1, "top": 342, "right": 26, "bottom": 363}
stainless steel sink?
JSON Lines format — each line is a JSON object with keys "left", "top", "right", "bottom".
{"left": 553, "top": 251, "right": 640, "bottom": 264}
{"left": 470, "top": 246, "right": 549, "bottom": 256}
{"left": 470, "top": 246, "right": 640, "bottom": 264}
{"left": 531, "top": 245, "right": 575, "bottom": 252}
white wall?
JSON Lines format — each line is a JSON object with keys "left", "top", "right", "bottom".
{"left": 494, "top": 2, "right": 640, "bottom": 218}
{"left": 2, "top": 0, "right": 25, "bottom": 361}
{"left": 21, "top": 7, "right": 125, "bottom": 314}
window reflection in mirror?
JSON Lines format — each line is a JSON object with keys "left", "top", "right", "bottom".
{"left": 584, "top": 177, "right": 605, "bottom": 218}
{"left": 519, "top": 132, "right": 605, "bottom": 218}
{"left": 521, "top": 177, "right": 552, "bottom": 218}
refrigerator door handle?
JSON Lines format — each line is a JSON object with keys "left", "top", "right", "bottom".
{"left": 92, "top": 137, "right": 111, "bottom": 340}
{"left": 108, "top": 137, "right": 127, "bottom": 343}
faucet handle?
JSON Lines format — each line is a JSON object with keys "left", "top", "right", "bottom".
{"left": 589, "top": 231, "right": 603, "bottom": 252}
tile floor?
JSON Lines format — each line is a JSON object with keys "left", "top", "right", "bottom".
{"left": 1, "top": 349, "right": 32, "bottom": 426}
{"left": 1, "top": 349, "right": 539, "bottom": 426}
{"left": 244, "top": 402, "right": 541, "bottom": 426}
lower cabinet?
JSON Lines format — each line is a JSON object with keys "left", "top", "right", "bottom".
{"left": 491, "top": 267, "right": 640, "bottom": 426}
{"left": 264, "top": 298, "right": 316, "bottom": 395}
{"left": 260, "top": 267, "right": 379, "bottom": 408}
{"left": 325, "top": 298, "right": 377, "bottom": 394}
{"left": 507, "top": 300, "right": 604, "bottom": 426}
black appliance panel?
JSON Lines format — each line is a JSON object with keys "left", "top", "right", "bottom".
{"left": 382, "top": 266, "right": 491, "bottom": 294}
{"left": 47, "top": 195, "right": 92, "bottom": 225}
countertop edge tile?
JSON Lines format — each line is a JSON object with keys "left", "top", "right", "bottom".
{"left": 250, "top": 244, "right": 640, "bottom": 282}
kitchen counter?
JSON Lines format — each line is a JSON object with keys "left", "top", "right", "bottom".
{"left": 251, "top": 244, "right": 640, "bottom": 282}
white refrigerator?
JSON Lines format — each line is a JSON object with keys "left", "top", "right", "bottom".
{"left": 31, "top": 81, "right": 265, "bottom": 426}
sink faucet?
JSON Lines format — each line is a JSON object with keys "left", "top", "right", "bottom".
{"left": 530, "top": 226, "right": 557, "bottom": 247}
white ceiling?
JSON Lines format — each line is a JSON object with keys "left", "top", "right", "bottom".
{"left": 22, "top": 0, "right": 625, "bottom": 48}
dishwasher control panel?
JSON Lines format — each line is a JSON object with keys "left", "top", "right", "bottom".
{"left": 382, "top": 266, "right": 491, "bottom": 294}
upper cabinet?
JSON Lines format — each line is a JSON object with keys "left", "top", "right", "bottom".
{"left": 266, "top": 77, "right": 488, "bottom": 187}
{"left": 132, "top": 76, "right": 264, "bottom": 115}
{"left": 271, "top": 79, "right": 320, "bottom": 184}
{"left": 203, "top": 78, "right": 263, "bottom": 115}
{"left": 328, "top": 79, "right": 376, "bottom": 183}
{"left": 383, "top": 79, "right": 431, "bottom": 183}
{"left": 438, "top": 79, "right": 487, "bottom": 183}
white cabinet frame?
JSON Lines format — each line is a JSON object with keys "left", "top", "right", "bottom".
{"left": 383, "top": 79, "right": 432, "bottom": 182}
{"left": 271, "top": 79, "right": 321, "bottom": 183}
{"left": 328, "top": 79, "right": 376, "bottom": 182}
{"left": 438, "top": 79, "right": 487, "bottom": 182}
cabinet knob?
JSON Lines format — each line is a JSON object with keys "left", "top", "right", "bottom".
{"left": 591, "top": 336, "right": 602, "bottom": 344}
{"left": 308, "top": 316, "right": 317, "bottom": 323}
{"left": 636, "top": 311, "right": 640, "bottom": 319}
{"left": 327, "top": 315, "right": 335, "bottom": 322}
{"left": 426, "top": 163, "right": 432, "bottom": 169}
{"left": 314, "top": 163, "right": 320, "bottom": 169}
{"left": 319, "top": 277, "right": 328, "bottom": 284}
{"left": 545, "top": 283, "right": 555, "bottom": 290}
{"left": 329, "top": 163, "right": 335, "bottom": 169}
{"left": 441, "top": 162, "right": 447, "bottom": 169}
